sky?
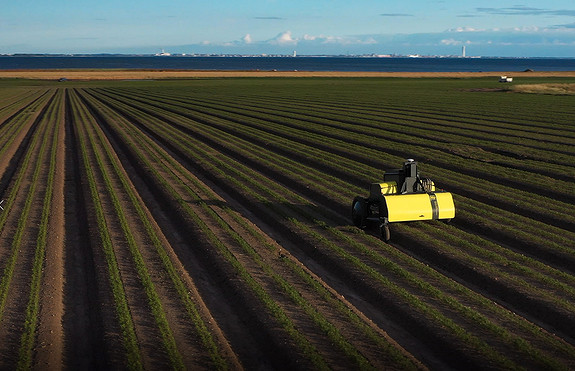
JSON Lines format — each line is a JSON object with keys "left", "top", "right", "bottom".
{"left": 1, "top": 0, "right": 575, "bottom": 57}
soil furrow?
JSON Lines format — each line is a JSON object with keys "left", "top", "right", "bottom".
{"left": 0, "top": 92, "right": 58, "bottom": 369}
{"left": 67, "top": 89, "right": 136, "bottom": 368}
{"left": 78, "top": 88, "right": 316, "bottom": 370}
{"left": 87, "top": 95, "right": 502, "bottom": 369}
{"left": 90, "top": 89, "right": 575, "bottom": 233}
{"left": 62, "top": 89, "right": 111, "bottom": 370}
{"left": 93, "top": 88, "right": 575, "bottom": 368}
{"left": 1, "top": 78, "right": 574, "bottom": 370}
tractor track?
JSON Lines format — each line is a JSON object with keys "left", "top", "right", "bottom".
{"left": 34, "top": 88, "right": 66, "bottom": 370}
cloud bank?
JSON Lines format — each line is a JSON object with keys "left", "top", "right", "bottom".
{"left": 180, "top": 26, "right": 575, "bottom": 57}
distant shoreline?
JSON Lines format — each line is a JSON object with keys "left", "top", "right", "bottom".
{"left": 2, "top": 69, "right": 575, "bottom": 80}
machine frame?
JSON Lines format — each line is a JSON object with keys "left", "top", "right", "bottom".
{"left": 352, "top": 159, "right": 455, "bottom": 241}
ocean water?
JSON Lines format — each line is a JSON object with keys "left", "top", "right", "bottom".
{"left": 1, "top": 56, "right": 574, "bottom": 72}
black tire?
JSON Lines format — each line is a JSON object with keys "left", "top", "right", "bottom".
{"left": 352, "top": 197, "right": 367, "bottom": 228}
{"left": 380, "top": 223, "right": 391, "bottom": 242}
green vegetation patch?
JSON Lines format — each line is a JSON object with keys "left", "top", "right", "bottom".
{"left": 511, "top": 83, "right": 575, "bottom": 95}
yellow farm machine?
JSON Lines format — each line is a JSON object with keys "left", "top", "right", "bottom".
{"left": 352, "top": 159, "right": 455, "bottom": 241}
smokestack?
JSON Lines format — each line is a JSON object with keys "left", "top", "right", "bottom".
{"left": 462, "top": 46, "right": 466, "bottom": 58}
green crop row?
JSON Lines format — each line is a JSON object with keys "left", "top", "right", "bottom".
{"left": 80, "top": 91, "right": 332, "bottom": 370}
{"left": 1, "top": 78, "right": 573, "bottom": 369}
{"left": 76, "top": 90, "right": 230, "bottom": 370}
{"left": 97, "top": 88, "right": 376, "bottom": 184}
{"left": 161, "top": 95, "right": 575, "bottom": 196}
{"left": 85, "top": 86, "right": 573, "bottom": 369}
{"left": 97, "top": 86, "right": 575, "bottom": 273}
{"left": 106, "top": 87, "right": 575, "bottom": 207}
{"left": 17, "top": 90, "right": 64, "bottom": 370}
{"left": 0, "top": 92, "right": 56, "bottom": 325}
{"left": 81, "top": 88, "right": 421, "bottom": 369}
{"left": 82, "top": 105, "right": 185, "bottom": 370}
{"left": 123, "top": 87, "right": 575, "bottom": 161}
{"left": 68, "top": 90, "right": 143, "bottom": 370}
{"left": 350, "top": 227, "right": 575, "bottom": 364}
{"left": 0, "top": 90, "right": 54, "bottom": 160}
{"left": 222, "top": 94, "right": 575, "bottom": 174}
{"left": 165, "top": 125, "right": 544, "bottom": 368}
{"left": 159, "top": 90, "right": 575, "bottom": 161}
{"left": 0, "top": 88, "right": 47, "bottom": 116}
{"left": 95, "top": 81, "right": 575, "bottom": 370}
{"left": 99, "top": 90, "right": 360, "bottom": 204}
{"left": 244, "top": 92, "right": 575, "bottom": 140}
{"left": 99, "top": 87, "right": 575, "bottom": 244}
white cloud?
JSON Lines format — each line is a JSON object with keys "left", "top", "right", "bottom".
{"left": 267, "top": 32, "right": 379, "bottom": 46}
{"left": 269, "top": 31, "right": 297, "bottom": 45}
{"left": 243, "top": 34, "right": 253, "bottom": 44}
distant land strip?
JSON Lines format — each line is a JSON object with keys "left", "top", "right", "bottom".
{"left": 1, "top": 69, "right": 575, "bottom": 80}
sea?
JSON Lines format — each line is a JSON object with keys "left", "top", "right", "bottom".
{"left": 1, "top": 55, "right": 574, "bottom": 73}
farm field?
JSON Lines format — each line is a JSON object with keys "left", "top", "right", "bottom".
{"left": 0, "top": 76, "right": 574, "bottom": 370}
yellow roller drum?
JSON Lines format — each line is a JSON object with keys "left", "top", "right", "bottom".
{"left": 383, "top": 192, "right": 455, "bottom": 223}
{"left": 435, "top": 192, "right": 456, "bottom": 220}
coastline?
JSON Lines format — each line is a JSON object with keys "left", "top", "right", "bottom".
{"left": 1, "top": 69, "right": 575, "bottom": 80}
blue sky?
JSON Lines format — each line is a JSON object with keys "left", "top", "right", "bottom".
{"left": 1, "top": 1, "right": 575, "bottom": 57}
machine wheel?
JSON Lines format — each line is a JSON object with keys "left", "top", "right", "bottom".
{"left": 379, "top": 223, "right": 391, "bottom": 242}
{"left": 352, "top": 197, "right": 367, "bottom": 228}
